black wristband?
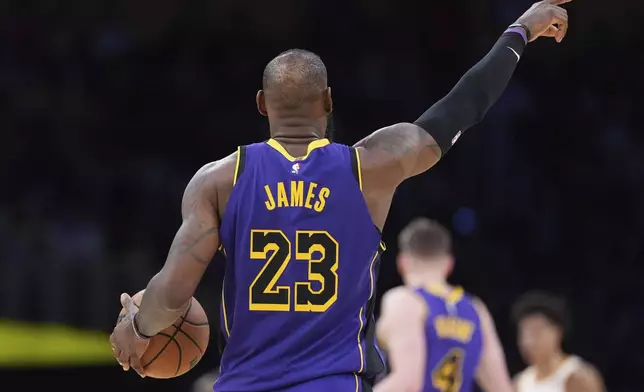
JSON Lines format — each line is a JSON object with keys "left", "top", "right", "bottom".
{"left": 132, "top": 313, "right": 153, "bottom": 340}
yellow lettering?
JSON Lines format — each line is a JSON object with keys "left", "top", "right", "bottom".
{"left": 290, "top": 181, "right": 304, "bottom": 207}
{"left": 305, "top": 182, "right": 318, "bottom": 209}
{"left": 264, "top": 185, "right": 276, "bottom": 210}
{"left": 277, "top": 182, "right": 289, "bottom": 208}
{"left": 434, "top": 316, "right": 475, "bottom": 343}
{"left": 313, "top": 187, "right": 330, "bottom": 212}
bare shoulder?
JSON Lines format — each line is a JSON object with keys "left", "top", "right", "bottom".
{"left": 182, "top": 151, "right": 239, "bottom": 216}
{"left": 354, "top": 122, "right": 440, "bottom": 188}
{"left": 471, "top": 296, "right": 494, "bottom": 322}
{"left": 381, "top": 286, "right": 427, "bottom": 316}
{"left": 203, "top": 152, "right": 238, "bottom": 183}
{"left": 353, "top": 122, "right": 441, "bottom": 229}
{"left": 471, "top": 296, "right": 487, "bottom": 312}
{"left": 378, "top": 286, "right": 428, "bottom": 348}
{"left": 566, "top": 361, "right": 605, "bottom": 392}
{"left": 355, "top": 122, "right": 430, "bottom": 161}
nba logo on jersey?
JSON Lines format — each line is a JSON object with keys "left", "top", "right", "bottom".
{"left": 291, "top": 162, "right": 301, "bottom": 174}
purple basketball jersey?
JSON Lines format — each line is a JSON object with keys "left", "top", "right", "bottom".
{"left": 215, "top": 139, "right": 385, "bottom": 392}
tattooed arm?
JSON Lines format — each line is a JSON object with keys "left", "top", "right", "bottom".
{"left": 135, "top": 162, "right": 222, "bottom": 337}
{"left": 355, "top": 123, "right": 442, "bottom": 189}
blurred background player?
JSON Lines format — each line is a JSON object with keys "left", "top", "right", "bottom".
{"left": 192, "top": 368, "right": 220, "bottom": 392}
{"left": 375, "top": 218, "right": 513, "bottom": 392}
{"left": 512, "top": 291, "right": 605, "bottom": 392}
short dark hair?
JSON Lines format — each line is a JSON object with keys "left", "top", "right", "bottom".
{"left": 398, "top": 218, "right": 452, "bottom": 258}
{"left": 511, "top": 291, "right": 570, "bottom": 332}
{"left": 262, "top": 49, "right": 327, "bottom": 109}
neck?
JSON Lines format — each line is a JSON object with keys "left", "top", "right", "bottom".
{"left": 534, "top": 351, "right": 566, "bottom": 378}
{"left": 404, "top": 271, "right": 448, "bottom": 288}
{"left": 268, "top": 115, "right": 326, "bottom": 141}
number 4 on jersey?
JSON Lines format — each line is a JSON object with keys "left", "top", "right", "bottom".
{"left": 249, "top": 230, "right": 339, "bottom": 312}
{"left": 432, "top": 348, "right": 465, "bottom": 392}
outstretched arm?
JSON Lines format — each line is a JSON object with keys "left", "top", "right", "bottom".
{"left": 375, "top": 287, "right": 427, "bottom": 392}
{"left": 473, "top": 298, "right": 514, "bottom": 392}
{"left": 356, "top": 0, "right": 570, "bottom": 189}
{"left": 135, "top": 163, "right": 221, "bottom": 337}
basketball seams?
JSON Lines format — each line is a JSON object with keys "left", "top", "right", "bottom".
{"left": 173, "top": 336, "right": 182, "bottom": 376}
{"left": 141, "top": 299, "right": 192, "bottom": 369}
{"left": 178, "top": 316, "right": 209, "bottom": 327}
{"left": 173, "top": 326, "right": 205, "bottom": 354}
{"left": 142, "top": 331, "right": 174, "bottom": 369}
{"left": 118, "top": 294, "right": 208, "bottom": 378}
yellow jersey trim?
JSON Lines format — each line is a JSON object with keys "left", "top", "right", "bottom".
{"left": 426, "top": 284, "right": 464, "bottom": 305}
{"left": 356, "top": 248, "right": 381, "bottom": 375}
{"left": 354, "top": 148, "right": 363, "bottom": 191}
{"left": 266, "top": 138, "right": 330, "bottom": 162}
{"left": 368, "top": 249, "right": 379, "bottom": 299}
{"left": 233, "top": 146, "right": 242, "bottom": 186}
{"left": 356, "top": 306, "right": 365, "bottom": 372}
{"left": 221, "top": 283, "right": 231, "bottom": 337}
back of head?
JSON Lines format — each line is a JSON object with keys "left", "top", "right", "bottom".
{"left": 262, "top": 49, "right": 328, "bottom": 111}
{"left": 511, "top": 291, "right": 569, "bottom": 333}
{"left": 398, "top": 217, "right": 452, "bottom": 259}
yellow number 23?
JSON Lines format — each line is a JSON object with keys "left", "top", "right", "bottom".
{"left": 249, "top": 230, "right": 339, "bottom": 312}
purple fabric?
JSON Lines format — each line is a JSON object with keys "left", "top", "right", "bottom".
{"left": 504, "top": 27, "right": 528, "bottom": 44}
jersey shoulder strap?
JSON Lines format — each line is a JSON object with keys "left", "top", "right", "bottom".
{"left": 233, "top": 145, "right": 248, "bottom": 186}
{"left": 349, "top": 146, "right": 363, "bottom": 190}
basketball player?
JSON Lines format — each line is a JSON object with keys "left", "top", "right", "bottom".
{"left": 513, "top": 292, "right": 605, "bottom": 392}
{"left": 375, "top": 219, "right": 513, "bottom": 392}
{"left": 110, "top": 1, "right": 572, "bottom": 390}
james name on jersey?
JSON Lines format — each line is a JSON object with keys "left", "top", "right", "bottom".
{"left": 263, "top": 180, "right": 330, "bottom": 212}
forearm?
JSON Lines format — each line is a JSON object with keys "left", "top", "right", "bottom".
{"left": 414, "top": 28, "right": 527, "bottom": 153}
{"left": 375, "top": 373, "right": 422, "bottom": 392}
{"left": 135, "top": 272, "right": 191, "bottom": 337}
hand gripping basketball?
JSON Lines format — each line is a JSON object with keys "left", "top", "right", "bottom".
{"left": 515, "top": 0, "right": 572, "bottom": 43}
{"left": 109, "top": 293, "right": 150, "bottom": 377}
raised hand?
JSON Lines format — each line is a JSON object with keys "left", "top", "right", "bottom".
{"left": 516, "top": 0, "right": 572, "bottom": 43}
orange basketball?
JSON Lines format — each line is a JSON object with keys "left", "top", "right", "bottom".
{"left": 117, "top": 290, "right": 210, "bottom": 379}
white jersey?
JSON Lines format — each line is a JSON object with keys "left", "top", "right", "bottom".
{"left": 516, "top": 356, "right": 581, "bottom": 392}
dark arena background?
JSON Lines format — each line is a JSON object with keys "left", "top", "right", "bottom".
{"left": 1, "top": 0, "right": 642, "bottom": 391}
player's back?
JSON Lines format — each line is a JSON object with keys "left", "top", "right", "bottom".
{"left": 216, "top": 138, "right": 385, "bottom": 391}
{"left": 416, "top": 285, "right": 483, "bottom": 392}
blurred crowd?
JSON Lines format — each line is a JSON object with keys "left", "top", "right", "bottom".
{"left": 1, "top": 0, "right": 643, "bottom": 390}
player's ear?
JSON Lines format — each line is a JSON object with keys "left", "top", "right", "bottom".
{"left": 396, "top": 254, "right": 407, "bottom": 277}
{"left": 323, "top": 87, "right": 333, "bottom": 114}
{"left": 444, "top": 255, "right": 455, "bottom": 277}
{"left": 256, "top": 90, "right": 268, "bottom": 117}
